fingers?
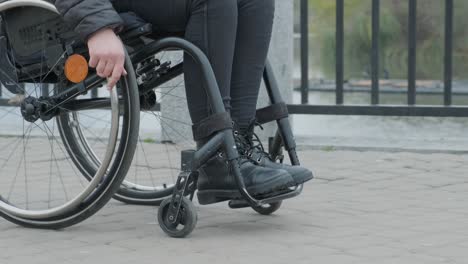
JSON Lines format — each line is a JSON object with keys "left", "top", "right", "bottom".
{"left": 107, "top": 66, "right": 123, "bottom": 90}
{"left": 102, "top": 61, "right": 115, "bottom": 78}
{"left": 107, "top": 55, "right": 126, "bottom": 90}
{"left": 87, "top": 31, "right": 126, "bottom": 89}
{"left": 89, "top": 53, "right": 126, "bottom": 89}
{"left": 89, "top": 54, "right": 98, "bottom": 68}
{"left": 95, "top": 60, "right": 108, "bottom": 78}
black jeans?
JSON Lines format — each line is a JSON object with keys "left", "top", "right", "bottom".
{"left": 113, "top": 0, "right": 275, "bottom": 132}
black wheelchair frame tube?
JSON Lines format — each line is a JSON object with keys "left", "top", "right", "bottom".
{"left": 132, "top": 37, "right": 303, "bottom": 207}
{"left": 132, "top": 37, "right": 254, "bottom": 195}
{"left": 263, "top": 61, "right": 300, "bottom": 166}
{"left": 46, "top": 36, "right": 302, "bottom": 207}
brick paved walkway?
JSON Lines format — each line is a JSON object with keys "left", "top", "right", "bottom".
{"left": 1, "top": 150, "right": 467, "bottom": 264}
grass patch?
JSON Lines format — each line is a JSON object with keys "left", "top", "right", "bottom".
{"left": 321, "top": 146, "right": 336, "bottom": 152}
{"left": 142, "top": 138, "right": 157, "bottom": 144}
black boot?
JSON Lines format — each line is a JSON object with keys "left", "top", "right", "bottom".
{"left": 195, "top": 137, "right": 295, "bottom": 205}
{"left": 236, "top": 121, "right": 314, "bottom": 186}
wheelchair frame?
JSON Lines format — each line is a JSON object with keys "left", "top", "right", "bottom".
{"left": 0, "top": 0, "right": 305, "bottom": 235}
{"left": 122, "top": 38, "right": 305, "bottom": 233}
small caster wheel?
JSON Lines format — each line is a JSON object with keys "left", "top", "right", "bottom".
{"left": 158, "top": 196, "right": 197, "bottom": 238}
{"left": 252, "top": 201, "right": 282, "bottom": 215}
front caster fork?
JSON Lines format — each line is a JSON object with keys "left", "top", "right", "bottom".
{"left": 164, "top": 151, "right": 198, "bottom": 226}
{"left": 164, "top": 171, "right": 198, "bottom": 225}
{"left": 158, "top": 150, "right": 199, "bottom": 238}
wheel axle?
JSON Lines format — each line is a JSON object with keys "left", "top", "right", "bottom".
{"left": 20, "top": 96, "right": 58, "bottom": 123}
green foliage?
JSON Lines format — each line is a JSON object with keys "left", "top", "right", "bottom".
{"left": 143, "top": 138, "right": 156, "bottom": 144}
{"left": 321, "top": 146, "right": 336, "bottom": 152}
{"left": 310, "top": 0, "right": 468, "bottom": 80}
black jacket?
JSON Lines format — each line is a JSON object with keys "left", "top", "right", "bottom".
{"left": 51, "top": 0, "right": 123, "bottom": 40}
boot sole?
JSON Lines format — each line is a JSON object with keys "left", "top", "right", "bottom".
{"left": 197, "top": 176, "right": 295, "bottom": 205}
{"left": 291, "top": 170, "right": 314, "bottom": 186}
{"left": 197, "top": 190, "right": 241, "bottom": 205}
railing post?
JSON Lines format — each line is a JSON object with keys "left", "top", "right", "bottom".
{"left": 371, "top": 0, "right": 380, "bottom": 105}
{"left": 408, "top": 0, "right": 417, "bottom": 105}
{"left": 336, "top": 0, "right": 344, "bottom": 105}
{"left": 91, "top": 88, "right": 98, "bottom": 98}
{"left": 444, "top": 0, "right": 454, "bottom": 106}
{"left": 300, "top": 0, "right": 309, "bottom": 104}
{"left": 41, "top": 83, "right": 49, "bottom": 97}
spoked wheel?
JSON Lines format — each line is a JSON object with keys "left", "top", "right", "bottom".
{"left": 57, "top": 46, "right": 195, "bottom": 205}
{"left": 0, "top": 4, "right": 139, "bottom": 229}
{"left": 158, "top": 196, "right": 197, "bottom": 238}
{"left": 116, "top": 48, "right": 196, "bottom": 205}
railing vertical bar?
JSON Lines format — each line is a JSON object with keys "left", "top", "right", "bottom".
{"left": 91, "top": 88, "right": 98, "bottom": 98}
{"left": 300, "top": 0, "right": 309, "bottom": 104}
{"left": 444, "top": 0, "right": 453, "bottom": 106}
{"left": 336, "top": 0, "right": 344, "bottom": 105}
{"left": 41, "top": 83, "right": 49, "bottom": 97}
{"left": 371, "top": 0, "right": 380, "bottom": 105}
{"left": 0, "top": 85, "right": 3, "bottom": 97}
{"left": 408, "top": 0, "right": 417, "bottom": 105}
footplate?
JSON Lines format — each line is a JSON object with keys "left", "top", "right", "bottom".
{"left": 228, "top": 187, "right": 302, "bottom": 209}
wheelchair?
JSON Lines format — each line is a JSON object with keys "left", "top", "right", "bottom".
{"left": 0, "top": 0, "right": 306, "bottom": 237}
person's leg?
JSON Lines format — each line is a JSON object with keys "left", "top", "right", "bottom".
{"left": 181, "top": 0, "right": 292, "bottom": 204}
{"left": 228, "top": 0, "right": 313, "bottom": 185}
{"left": 230, "top": 0, "right": 275, "bottom": 132}
{"left": 113, "top": 0, "right": 237, "bottom": 124}
{"left": 112, "top": 0, "right": 189, "bottom": 33}
{"left": 183, "top": 0, "right": 238, "bottom": 124}
{"left": 113, "top": 0, "right": 295, "bottom": 204}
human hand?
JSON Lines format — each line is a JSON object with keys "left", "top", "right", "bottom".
{"left": 87, "top": 28, "right": 127, "bottom": 89}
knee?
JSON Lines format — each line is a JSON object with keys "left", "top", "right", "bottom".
{"left": 245, "top": 0, "right": 275, "bottom": 11}
{"left": 257, "top": 0, "right": 275, "bottom": 12}
{"left": 211, "top": 0, "right": 238, "bottom": 17}
{"left": 191, "top": 0, "right": 238, "bottom": 21}
{"left": 193, "top": 0, "right": 238, "bottom": 12}
{"left": 239, "top": 0, "right": 275, "bottom": 16}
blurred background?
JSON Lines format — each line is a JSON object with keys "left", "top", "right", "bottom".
{"left": 294, "top": 0, "right": 468, "bottom": 83}
{"left": 291, "top": 0, "right": 468, "bottom": 152}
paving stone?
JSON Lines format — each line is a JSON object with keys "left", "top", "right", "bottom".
{"left": 1, "top": 150, "right": 467, "bottom": 263}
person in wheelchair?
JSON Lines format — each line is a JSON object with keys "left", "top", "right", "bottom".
{"left": 52, "top": 0, "right": 313, "bottom": 205}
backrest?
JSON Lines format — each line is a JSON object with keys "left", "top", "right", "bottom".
{"left": 1, "top": 5, "right": 77, "bottom": 58}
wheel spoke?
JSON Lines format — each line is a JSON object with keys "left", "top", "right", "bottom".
{"left": 43, "top": 120, "right": 86, "bottom": 192}
{"left": 137, "top": 134, "right": 157, "bottom": 188}
{"left": 42, "top": 121, "right": 70, "bottom": 202}
{"left": 6, "top": 123, "right": 34, "bottom": 201}
{"left": 22, "top": 120, "right": 29, "bottom": 209}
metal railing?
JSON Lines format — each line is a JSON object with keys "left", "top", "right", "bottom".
{"left": 292, "top": 0, "right": 468, "bottom": 117}
{"left": 1, "top": 0, "right": 467, "bottom": 117}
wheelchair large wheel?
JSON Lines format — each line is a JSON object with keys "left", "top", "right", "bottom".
{"left": 61, "top": 44, "right": 196, "bottom": 205}
{"left": 0, "top": 3, "right": 140, "bottom": 228}
{"left": 116, "top": 47, "right": 194, "bottom": 205}
{"left": 54, "top": 44, "right": 194, "bottom": 205}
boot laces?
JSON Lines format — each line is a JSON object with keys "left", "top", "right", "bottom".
{"left": 235, "top": 122, "right": 271, "bottom": 164}
{"left": 233, "top": 129, "right": 252, "bottom": 165}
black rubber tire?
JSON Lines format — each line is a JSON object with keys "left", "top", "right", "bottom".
{"left": 109, "top": 45, "right": 188, "bottom": 206}
{"left": 112, "top": 186, "right": 174, "bottom": 206}
{"left": 53, "top": 43, "right": 184, "bottom": 206}
{"left": 0, "top": 52, "right": 140, "bottom": 229}
{"left": 158, "top": 196, "right": 197, "bottom": 238}
{"left": 252, "top": 201, "right": 282, "bottom": 215}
